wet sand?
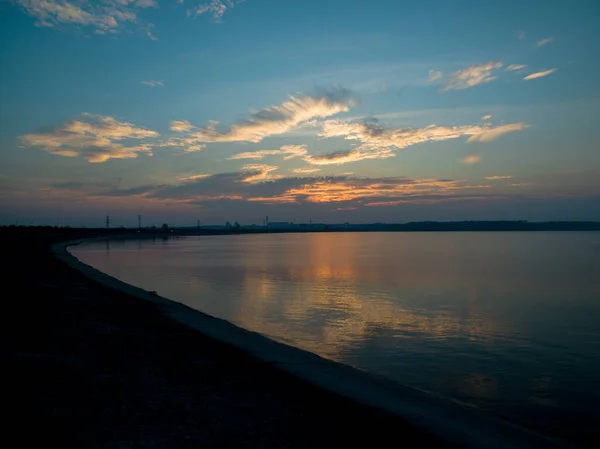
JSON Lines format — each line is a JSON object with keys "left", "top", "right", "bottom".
{"left": 7, "top": 228, "right": 575, "bottom": 448}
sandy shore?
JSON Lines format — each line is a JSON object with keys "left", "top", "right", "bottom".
{"left": 8, "top": 228, "right": 575, "bottom": 448}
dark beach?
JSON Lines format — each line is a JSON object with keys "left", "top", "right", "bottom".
{"left": 8, "top": 227, "right": 578, "bottom": 448}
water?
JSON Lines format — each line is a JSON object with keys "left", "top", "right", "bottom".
{"left": 71, "top": 232, "right": 600, "bottom": 446}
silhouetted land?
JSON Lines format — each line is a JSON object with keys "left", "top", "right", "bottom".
{"left": 4, "top": 220, "right": 598, "bottom": 237}
{"left": 182, "top": 220, "right": 600, "bottom": 233}
{"left": 7, "top": 226, "right": 457, "bottom": 448}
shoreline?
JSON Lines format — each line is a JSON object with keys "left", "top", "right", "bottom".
{"left": 59, "top": 235, "right": 575, "bottom": 449}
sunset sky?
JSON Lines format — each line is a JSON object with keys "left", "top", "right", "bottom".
{"left": 1, "top": 0, "right": 599, "bottom": 227}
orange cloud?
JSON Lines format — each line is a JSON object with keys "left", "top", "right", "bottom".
{"left": 523, "top": 69, "right": 557, "bottom": 81}
{"left": 314, "top": 119, "right": 527, "bottom": 165}
{"left": 440, "top": 62, "right": 503, "bottom": 91}
{"left": 176, "top": 174, "right": 213, "bottom": 182}
{"left": 241, "top": 164, "right": 281, "bottom": 182}
{"left": 304, "top": 147, "right": 396, "bottom": 165}
{"left": 75, "top": 171, "right": 498, "bottom": 209}
{"left": 19, "top": 114, "right": 158, "bottom": 162}
{"left": 291, "top": 167, "right": 322, "bottom": 174}
{"left": 265, "top": 177, "right": 476, "bottom": 204}
{"left": 229, "top": 145, "right": 308, "bottom": 160}
{"left": 15, "top": 0, "right": 158, "bottom": 38}
{"left": 467, "top": 123, "right": 529, "bottom": 143}
{"left": 171, "top": 87, "right": 354, "bottom": 144}
{"left": 461, "top": 155, "right": 482, "bottom": 164}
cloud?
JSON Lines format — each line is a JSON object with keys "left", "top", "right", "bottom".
{"left": 215, "top": 113, "right": 530, "bottom": 170}
{"left": 172, "top": 87, "right": 355, "bottom": 144}
{"left": 229, "top": 145, "right": 308, "bottom": 160}
{"left": 364, "top": 194, "right": 501, "bottom": 207}
{"left": 485, "top": 175, "right": 513, "bottom": 180}
{"left": 428, "top": 69, "right": 442, "bottom": 82}
{"left": 505, "top": 64, "right": 527, "bottom": 71}
{"left": 240, "top": 164, "right": 280, "bottom": 182}
{"left": 466, "top": 122, "right": 529, "bottom": 143}
{"left": 169, "top": 120, "right": 195, "bottom": 132}
{"left": 517, "top": 31, "right": 526, "bottom": 40}
{"left": 320, "top": 120, "right": 484, "bottom": 147}
{"left": 267, "top": 177, "right": 486, "bottom": 204}
{"left": 176, "top": 174, "right": 213, "bottom": 182}
{"left": 291, "top": 168, "right": 322, "bottom": 174}
{"left": 19, "top": 113, "right": 158, "bottom": 162}
{"left": 37, "top": 169, "right": 600, "bottom": 221}
{"left": 97, "top": 184, "right": 166, "bottom": 197}
{"left": 14, "top": 0, "right": 158, "bottom": 38}
{"left": 523, "top": 69, "right": 557, "bottom": 81}
{"left": 440, "top": 62, "right": 503, "bottom": 91}
{"left": 315, "top": 119, "right": 528, "bottom": 164}
{"left": 158, "top": 141, "right": 205, "bottom": 152}
{"left": 535, "top": 37, "right": 554, "bottom": 48}
{"left": 461, "top": 155, "right": 481, "bottom": 164}
{"left": 93, "top": 171, "right": 496, "bottom": 209}
{"left": 145, "top": 171, "right": 257, "bottom": 200}
{"left": 159, "top": 120, "right": 207, "bottom": 152}
{"left": 137, "top": 0, "right": 158, "bottom": 6}
{"left": 141, "top": 80, "right": 163, "bottom": 87}
{"left": 482, "top": 114, "right": 492, "bottom": 121}
{"left": 187, "top": 0, "right": 242, "bottom": 20}
{"left": 304, "top": 147, "right": 395, "bottom": 165}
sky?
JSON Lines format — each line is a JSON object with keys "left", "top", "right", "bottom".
{"left": 1, "top": 0, "right": 599, "bottom": 227}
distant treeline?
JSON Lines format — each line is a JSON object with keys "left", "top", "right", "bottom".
{"left": 2, "top": 220, "right": 599, "bottom": 238}
{"left": 354, "top": 221, "right": 600, "bottom": 232}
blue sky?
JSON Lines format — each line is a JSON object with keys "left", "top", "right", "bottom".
{"left": 1, "top": 0, "right": 599, "bottom": 226}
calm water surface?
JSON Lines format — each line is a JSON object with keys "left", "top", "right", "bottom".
{"left": 72, "top": 232, "right": 600, "bottom": 445}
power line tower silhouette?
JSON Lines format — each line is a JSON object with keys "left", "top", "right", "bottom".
{"left": 105, "top": 215, "right": 110, "bottom": 229}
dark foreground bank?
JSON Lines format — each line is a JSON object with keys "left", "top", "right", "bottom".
{"left": 7, "top": 227, "right": 457, "bottom": 448}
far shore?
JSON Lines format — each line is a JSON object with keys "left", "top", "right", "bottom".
{"left": 8, "top": 226, "right": 587, "bottom": 448}
{"left": 4, "top": 219, "right": 600, "bottom": 238}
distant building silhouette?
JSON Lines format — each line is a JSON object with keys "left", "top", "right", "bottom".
{"left": 267, "top": 222, "right": 297, "bottom": 230}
